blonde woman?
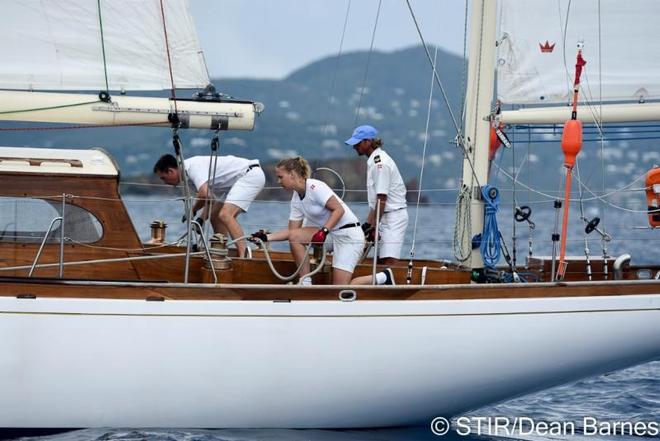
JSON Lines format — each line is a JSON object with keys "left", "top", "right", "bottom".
{"left": 250, "top": 156, "right": 364, "bottom": 285}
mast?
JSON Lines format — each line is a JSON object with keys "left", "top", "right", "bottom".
{"left": 459, "top": 0, "right": 498, "bottom": 270}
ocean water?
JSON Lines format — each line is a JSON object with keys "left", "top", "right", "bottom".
{"left": 7, "top": 196, "right": 658, "bottom": 441}
{"left": 122, "top": 194, "right": 660, "bottom": 265}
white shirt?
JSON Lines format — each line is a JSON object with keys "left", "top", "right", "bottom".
{"left": 366, "top": 148, "right": 407, "bottom": 211}
{"left": 184, "top": 155, "right": 259, "bottom": 191}
{"left": 289, "top": 179, "right": 359, "bottom": 229}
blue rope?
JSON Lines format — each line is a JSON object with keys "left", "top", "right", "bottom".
{"left": 481, "top": 185, "right": 501, "bottom": 269}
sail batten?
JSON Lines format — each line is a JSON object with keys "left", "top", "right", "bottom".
{"left": 497, "top": 0, "right": 660, "bottom": 105}
{"left": 0, "top": 0, "right": 209, "bottom": 91}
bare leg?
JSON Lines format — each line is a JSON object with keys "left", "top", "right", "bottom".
{"left": 218, "top": 203, "right": 247, "bottom": 257}
{"left": 350, "top": 274, "right": 373, "bottom": 285}
{"left": 209, "top": 203, "right": 228, "bottom": 235}
{"left": 351, "top": 259, "right": 399, "bottom": 285}
{"left": 288, "top": 227, "right": 318, "bottom": 279}
{"left": 333, "top": 268, "right": 353, "bottom": 285}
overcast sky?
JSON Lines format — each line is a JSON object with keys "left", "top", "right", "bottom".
{"left": 190, "top": 0, "right": 468, "bottom": 79}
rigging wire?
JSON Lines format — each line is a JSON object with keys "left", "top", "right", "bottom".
{"left": 158, "top": 0, "right": 178, "bottom": 116}
{"left": 560, "top": 0, "right": 574, "bottom": 100}
{"left": 493, "top": 162, "right": 651, "bottom": 213}
{"left": 459, "top": 0, "right": 469, "bottom": 130}
{"left": 404, "top": 0, "right": 487, "bottom": 262}
{"left": 404, "top": 0, "right": 462, "bottom": 139}
{"left": 96, "top": 0, "right": 110, "bottom": 97}
{"left": 408, "top": 46, "right": 438, "bottom": 269}
{"left": 597, "top": 0, "right": 609, "bottom": 258}
{"left": 354, "top": 0, "right": 382, "bottom": 125}
{"left": 323, "top": 0, "right": 352, "bottom": 136}
{"left": 0, "top": 100, "right": 101, "bottom": 115}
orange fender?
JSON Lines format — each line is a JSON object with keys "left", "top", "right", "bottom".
{"left": 561, "top": 119, "right": 583, "bottom": 169}
{"left": 646, "top": 166, "right": 660, "bottom": 228}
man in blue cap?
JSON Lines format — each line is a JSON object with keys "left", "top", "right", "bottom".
{"left": 345, "top": 125, "right": 408, "bottom": 285}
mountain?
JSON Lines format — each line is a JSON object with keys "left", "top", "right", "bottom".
{"left": 0, "top": 45, "right": 654, "bottom": 206}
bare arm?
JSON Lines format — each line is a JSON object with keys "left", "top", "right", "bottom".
{"left": 322, "top": 196, "right": 345, "bottom": 230}
{"left": 366, "top": 194, "right": 388, "bottom": 225}
{"left": 192, "top": 182, "right": 211, "bottom": 218}
{"left": 265, "top": 219, "right": 303, "bottom": 242}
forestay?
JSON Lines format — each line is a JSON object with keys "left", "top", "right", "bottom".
{"left": 497, "top": 0, "right": 660, "bottom": 105}
{"left": 0, "top": 0, "right": 209, "bottom": 91}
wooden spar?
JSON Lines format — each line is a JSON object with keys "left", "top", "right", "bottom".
{"left": 0, "top": 90, "right": 258, "bottom": 130}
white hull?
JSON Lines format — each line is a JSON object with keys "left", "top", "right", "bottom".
{"left": 1, "top": 289, "right": 659, "bottom": 428}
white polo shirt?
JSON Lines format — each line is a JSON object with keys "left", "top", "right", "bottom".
{"left": 184, "top": 155, "right": 258, "bottom": 191}
{"left": 366, "top": 148, "right": 407, "bottom": 212}
{"left": 289, "top": 179, "right": 358, "bottom": 229}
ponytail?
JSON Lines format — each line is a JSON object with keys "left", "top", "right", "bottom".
{"left": 277, "top": 156, "right": 311, "bottom": 179}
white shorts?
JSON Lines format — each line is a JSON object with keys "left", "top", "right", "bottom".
{"left": 224, "top": 166, "right": 265, "bottom": 212}
{"left": 326, "top": 225, "right": 365, "bottom": 273}
{"left": 377, "top": 208, "right": 408, "bottom": 259}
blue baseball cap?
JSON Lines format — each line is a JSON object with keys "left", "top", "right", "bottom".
{"left": 345, "top": 125, "right": 378, "bottom": 146}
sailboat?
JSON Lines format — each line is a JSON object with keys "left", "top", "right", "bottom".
{"left": 0, "top": 0, "right": 658, "bottom": 429}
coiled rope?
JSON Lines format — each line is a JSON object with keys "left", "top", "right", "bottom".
{"left": 480, "top": 185, "right": 501, "bottom": 268}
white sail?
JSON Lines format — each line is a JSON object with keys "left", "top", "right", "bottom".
{"left": 497, "top": 0, "right": 660, "bottom": 105}
{"left": 0, "top": 0, "right": 209, "bottom": 91}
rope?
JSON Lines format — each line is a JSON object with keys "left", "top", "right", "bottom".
{"left": 248, "top": 237, "right": 327, "bottom": 283}
{"left": 158, "top": 0, "right": 178, "bottom": 116}
{"left": 96, "top": 0, "right": 110, "bottom": 95}
{"left": 453, "top": 185, "right": 471, "bottom": 262}
{"left": 480, "top": 185, "right": 501, "bottom": 268}
{"left": 354, "top": 0, "right": 382, "bottom": 125}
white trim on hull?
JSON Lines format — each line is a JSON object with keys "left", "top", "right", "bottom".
{"left": 0, "top": 91, "right": 257, "bottom": 131}
{"left": 1, "top": 293, "right": 659, "bottom": 428}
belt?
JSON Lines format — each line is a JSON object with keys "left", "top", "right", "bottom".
{"left": 246, "top": 163, "right": 261, "bottom": 172}
{"left": 337, "top": 222, "right": 360, "bottom": 230}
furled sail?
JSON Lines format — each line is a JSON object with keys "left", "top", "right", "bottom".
{"left": 0, "top": 0, "right": 209, "bottom": 91}
{"left": 497, "top": 0, "right": 660, "bottom": 105}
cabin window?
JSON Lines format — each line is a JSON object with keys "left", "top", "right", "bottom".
{"left": 0, "top": 197, "right": 103, "bottom": 243}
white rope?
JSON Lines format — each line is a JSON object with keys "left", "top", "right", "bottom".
{"left": 453, "top": 185, "right": 472, "bottom": 262}
{"left": 248, "top": 236, "right": 327, "bottom": 283}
